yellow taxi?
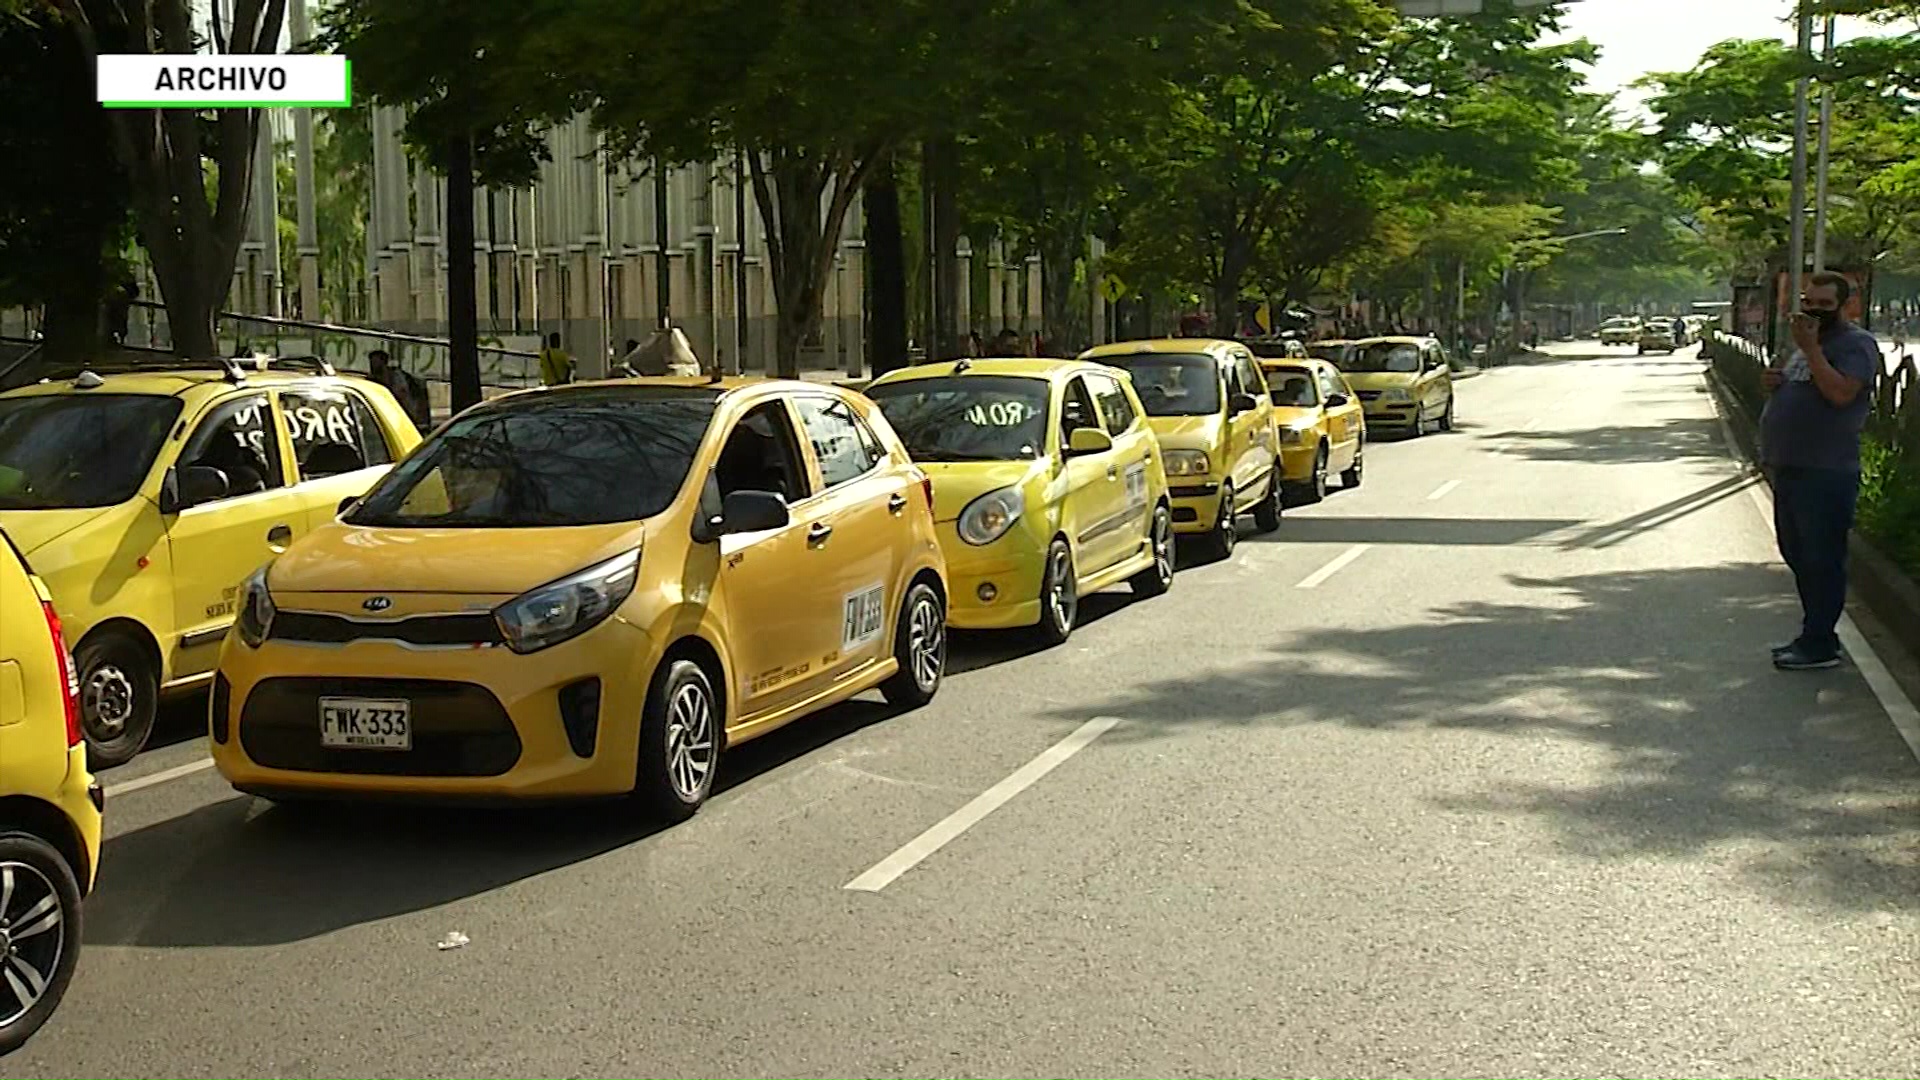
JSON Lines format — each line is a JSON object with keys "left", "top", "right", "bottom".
{"left": 1079, "top": 339, "right": 1281, "bottom": 560}
{"left": 1258, "top": 357, "right": 1366, "bottom": 503}
{"left": 865, "top": 358, "right": 1174, "bottom": 644}
{"left": 212, "top": 378, "right": 948, "bottom": 821}
{"left": 1335, "top": 336, "right": 1456, "bottom": 436}
{"left": 0, "top": 529, "right": 100, "bottom": 1055}
{"left": 1305, "top": 339, "right": 1354, "bottom": 364}
{"left": 0, "top": 357, "right": 421, "bottom": 767}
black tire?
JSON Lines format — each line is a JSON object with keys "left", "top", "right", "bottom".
{"left": 1411, "top": 405, "right": 1428, "bottom": 438}
{"left": 1129, "top": 503, "right": 1175, "bottom": 598}
{"left": 1304, "top": 445, "right": 1330, "bottom": 504}
{"left": 0, "top": 832, "right": 83, "bottom": 1057}
{"left": 1197, "top": 485, "right": 1237, "bottom": 561}
{"left": 1032, "top": 540, "right": 1078, "bottom": 646}
{"left": 880, "top": 581, "right": 946, "bottom": 708}
{"left": 1253, "top": 464, "right": 1284, "bottom": 532}
{"left": 1340, "top": 443, "right": 1365, "bottom": 489}
{"left": 634, "top": 658, "right": 720, "bottom": 823}
{"left": 76, "top": 633, "right": 157, "bottom": 770}
{"left": 1439, "top": 397, "right": 1455, "bottom": 432}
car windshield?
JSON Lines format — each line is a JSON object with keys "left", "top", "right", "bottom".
{"left": 866, "top": 376, "right": 1049, "bottom": 461}
{"left": 347, "top": 389, "right": 715, "bottom": 528}
{"left": 1343, "top": 343, "right": 1423, "bottom": 374}
{"left": 1306, "top": 343, "right": 1350, "bottom": 362}
{"left": 1097, "top": 354, "right": 1220, "bottom": 416}
{"left": 0, "top": 394, "right": 182, "bottom": 509}
{"left": 1264, "top": 368, "right": 1318, "bottom": 407}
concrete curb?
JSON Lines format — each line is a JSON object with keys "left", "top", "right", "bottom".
{"left": 1704, "top": 366, "right": 1920, "bottom": 666}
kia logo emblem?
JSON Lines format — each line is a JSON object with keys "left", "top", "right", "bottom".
{"left": 362, "top": 596, "right": 393, "bottom": 613}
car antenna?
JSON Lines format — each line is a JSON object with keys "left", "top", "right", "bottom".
{"left": 72, "top": 370, "right": 104, "bottom": 389}
{"left": 953, "top": 359, "right": 972, "bottom": 375}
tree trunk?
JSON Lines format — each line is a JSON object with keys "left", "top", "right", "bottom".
{"left": 39, "top": 284, "right": 105, "bottom": 367}
{"left": 1038, "top": 226, "right": 1082, "bottom": 353}
{"left": 749, "top": 148, "right": 875, "bottom": 379}
{"left": 926, "top": 138, "right": 960, "bottom": 360}
{"left": 446, "top": 132, "right": 481, "bottom": 414}
{"left": 864, "top": 150, "right": 909, "bottom": 376}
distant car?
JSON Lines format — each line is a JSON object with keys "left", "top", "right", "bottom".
{"left": 1334, "top": 336, "right": 1456, "bottom": 437}
{"left": 1242, "top": 337, "right": 1309, "bottom": 360}
{"left": 1598, "top": 318, "right": 1642, "bottom": 346}
{"left": 1638, "top": 324, "right": 1679, "bottom": 354}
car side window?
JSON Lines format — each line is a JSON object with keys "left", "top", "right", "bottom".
{"left": 1059, "top": 376, "right": 1100, "bottom": 450}
{"left": 793, "top": 395, "right": 883, "bottom": 490}
{"left": 178, "top": 394, "right": 284, "bottom": 503}
{"left": 281, "top": 386, "right": 395, "bottom": 481}
{"left": 1221, "top": 358, "right": 1245, "bottom": 404}
{"left": 1236, "top": 353, "right": 1267, "bottom": 397}
{"left": 715, "top": 401, "right": 810, "bottom": 505}
{"left": 1318, "top": 369, "right": 1346, "bottom": 401}
{"left": 1086, "top": 373, "right": 1136, "bottom": 434}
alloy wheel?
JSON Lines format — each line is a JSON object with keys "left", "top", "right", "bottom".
{"left": 908, "top": 595, "right": 945, "bottom": 691}
{"left": 664, "top": 681, "right": 716, "bottom": 802}
{"left": 0, "top": 861, "right": 66, "bottom": 1029}
{"left": 82, "top": 665, "right": 134, "bottom": 737}
{"left": 1047, "top": 546, "right": 1078, "bottom": 634}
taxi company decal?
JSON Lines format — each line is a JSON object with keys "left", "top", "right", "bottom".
{"left": 749, "top": 660, "right": 810, "bottom": 695}
{"left": 1124, "top": 461, "right": 1149, "bottom": 513}
{"left": 842, "top": 583, "right": 886, "bottom": 651}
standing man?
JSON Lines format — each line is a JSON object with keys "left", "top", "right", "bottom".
{"left": 538, "top": 332, "right": 574, "bottom": 386}
{"left": 1760, "top": 271, "right": 1879, "bottom": 671}
{"left": 368, "top": 348, "right": 430, "bottom": 430}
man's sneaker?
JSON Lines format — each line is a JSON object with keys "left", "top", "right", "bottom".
{"left": 1771, "top": 641, "right": 1798, "bottom": 658}
{"left": 1774, "top": 644, "right": 1842, "bottom": 671}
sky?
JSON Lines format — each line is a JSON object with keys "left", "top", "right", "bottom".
{"left": 1546, "top": 0, "right": 1896, "bottom": 120}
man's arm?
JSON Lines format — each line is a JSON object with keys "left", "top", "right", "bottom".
{"left": 1803, "top": 334, "right": 1870, "bottom": 408}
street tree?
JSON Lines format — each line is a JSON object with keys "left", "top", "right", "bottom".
{"left": 49, "top": 0, "right": 286, "bottom": 359}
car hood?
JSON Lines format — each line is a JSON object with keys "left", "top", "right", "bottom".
{"left": 1143, "top": 413, "right": 1225, "bottom": 453}
{"left": 1340, "top": 372, "right": 1419, "bottom": 391}
{"left": 269, "top": 519, "right": 647, "bottom": 596}
{"left": 0, "top": 506, "right": 116, "bottom": 558}
{"left": 920, "top": 460, "right": 1047, "bottom": 523}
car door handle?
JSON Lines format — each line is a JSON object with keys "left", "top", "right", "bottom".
{"left": 266, "top": 524, "right": 293, "bottom": 549}
{"left": 808, "top": 521, "right": 833, "bottom": 545}
{"left": 1107, "top": 465, "right": 1119, "bottom": 480}
{"left": 888, "top": 492, "right": 907, "bottom": 514}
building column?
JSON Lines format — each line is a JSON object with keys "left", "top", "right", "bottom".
{"left": 290, "top": 0, "right": 319, "bottom": 323}
{"left": 955, "top": 235, "right": 973, "bottom": 343}
{"left": 986, "top": 239, "right": 1004, "bottom": 334}
{"left": 841, "top": 245, "right": 865, "bottom": 377}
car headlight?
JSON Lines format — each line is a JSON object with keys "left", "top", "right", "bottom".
{"left": 495, "top": 548, "right": 641, "bottom": 654}
{"left": 1162, "top": 449, "right": 1211, "bottom": 476}
{"left": 1383, "top": 388, "right": 1412, "bottom": 403}
{"left": 956, "top": 486, "right": 1025, "bottom": 546}
{"left": 236, "top": 563, "right": 275, "bottom": 648}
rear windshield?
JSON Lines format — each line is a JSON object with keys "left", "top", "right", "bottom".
{"left": 347, "top": 390, "right": 716, "bottom": 528}
{"left": 1306, "top": 343, "right": 1349, "bottom": 363}
{"left": 1263, "top": 368, "right": 1318, "bottom": 407}
{"left": 1096, "top": 354, "right": 1220, "bottom": 417}
{"left": 1342, "top": 343, "right": 1422, "bottom": 374}
{"left": 866, "top": 376, "right": 1049, "bottom": 462}
{"left": 0, "top": 394, "right": 182, "bottom": 509}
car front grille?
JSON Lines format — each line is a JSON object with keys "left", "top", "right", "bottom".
{"left": 1168, "top": 484, "right": 1219, "bottom": 499}
{"left": 239, "top": 676, "right": 522, "bottom": 777}
{"left": 1356, "top": 390, "right": 1382, "bottom": 401}
{"left": 270, "top": 610, "right": 504, "bottom": 648}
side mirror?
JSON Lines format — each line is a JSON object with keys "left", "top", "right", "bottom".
{"left": 179, "top": 465, "right": 230, "bottom": 508}
{"left": 1066, "top": 427, "right": 1114, "bottom": 457}
{"left": 1325, "top": 393, "right": 1350, "bottom": 408}
{"left": 158, "top": 467, "right": 182, "bottom": 515}
{"left": 1229, "top": 392, "right": 1259, "bottom": 414}
{"left": 712, "top": 490, "right": 789, "bottom": 537}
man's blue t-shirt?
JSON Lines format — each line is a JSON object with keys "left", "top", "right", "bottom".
{"left": 1759, "top": 321, "right": 1879, "bottom": 472}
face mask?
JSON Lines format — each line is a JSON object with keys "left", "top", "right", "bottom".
{"left": 1803, "top": 307, "right": 1839, "bottom": 328}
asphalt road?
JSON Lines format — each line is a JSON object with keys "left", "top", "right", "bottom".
{"left": 18, "top": 342, "right": 1920, "bottom": 1078}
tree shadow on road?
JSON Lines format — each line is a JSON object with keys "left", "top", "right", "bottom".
{"left": 1052, "top": 563, "right": 1920, "bottom": 915}
{"left": 83, "top": 697, "right": 905, "bottom": 949}
{"left": 1486, "top": 416, "right": 1730, "bottom": 465}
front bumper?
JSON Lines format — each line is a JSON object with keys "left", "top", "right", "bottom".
{"left": 1167, "top": 482, "right": 1225, "bottom": 533}
{"left": 1361, "top": 402, "right": 1419, "bottom": 428}
{"left": 211, "top": 617, "right": 659, "bottom": 800}
{"left": 937, "top": 522, "right": 1047, "bottom": 630}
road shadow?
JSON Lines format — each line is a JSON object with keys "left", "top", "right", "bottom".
{"left": 1252, "top": 515, "right": 1584, "bottom": 548}
{"left": 946, "top": 592, "right": 1133, "bottom": 675}
{"left": 1050, "top": 563, "right": 1920, "bottom": 915}
{"left": 148, "top": 690, "right": 211, "bottom": 753}
{"left": 1488, "top": 415, "right": 1728, "bottom": 465}
{"left": 83, "top": 697, "right": 906, "bottom": 949}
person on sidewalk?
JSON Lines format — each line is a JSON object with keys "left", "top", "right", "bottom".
{"left": 1760, "top": 271, "right": 1879, "bottom": 671}
{"left": 368, "top": 348, "right": 430, "bottom": 430}
{"left": 538, "top": 332, "right": 574, "bottom": 386}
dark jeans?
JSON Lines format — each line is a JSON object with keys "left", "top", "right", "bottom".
{"left": 1771, "top": 465, "right": 1860, "bottom": 657}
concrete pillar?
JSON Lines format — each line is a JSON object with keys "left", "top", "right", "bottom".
{"left": 841, "top": 246, "right": 865, "bottom": 377}
{"left": 290, "top": 0, "right": 319, "bottom": 322}
{"left": 955, "top": 235, "right": 973, "bottom": 342}
{"left": 473, "top": 187, "right": 495, "bottom": 332}
{"left": 243, "top": 113, "right": 280, "bottom": 318}
{"left": 986, "top": 238, "right": 1004, "bottom": 333}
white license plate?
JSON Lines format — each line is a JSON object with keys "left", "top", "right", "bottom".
{"left": 319, "top": 696, "right": 412, "bottom": 750}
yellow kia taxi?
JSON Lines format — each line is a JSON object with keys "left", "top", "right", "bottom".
{"left": 866, "top": 358, "right": 1174, "bottom": 644}
{"left": 0, "top": 358, "right": 421, "bottom": 767}
{"left": 1336, "top": 336, "right": 1456, "bottom": 436}
{"left": 1079, "top": 339, "right": 1281, "bottom": 560}
{"left": 212, "top": 378, "right": 948, "bottom": 820}
{"left": 1258, "top": 357, "right": 1366, "bottom": 504}
{"left": 0, "top": 529, "right": 100, "bottom": 1055}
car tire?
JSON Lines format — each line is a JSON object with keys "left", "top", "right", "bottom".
{"left": 1130, "top": 503, "right": 1175, "bottom": 598}
{"left": 1197, "top": 484, "right": 1237, "bottom": 561}
{"left": 76, "top": 633, "right": 158, "bottom": 770}
{"left": 1304, "top": 445, "right": 1329, "bottom": 504}
{"left": 1253, "top": 465, "right": 1284, "bottom": 533}
{"left": 1439, "top": 397, "right": 1455, "bottom": 432}
{"left": 634, "top": 658, "right": 721, "bottom": 823}
{"left": 1033, "top": 540, "right": 1078, "bottom": 646}
{"left": 0, "top": 832, "right": 83, "bottom": 1057}
{"left": 1341, "top": 444, "right": 1365, "bottom": 489}
{"left": 880, "top": 581, "right": 946, "bottom": 708}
